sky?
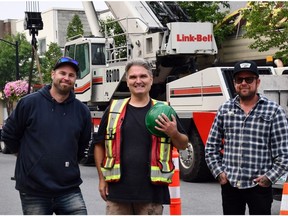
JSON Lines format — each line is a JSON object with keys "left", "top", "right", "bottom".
{"left": 0, "top": 1, "right": 108, "bottom": 20}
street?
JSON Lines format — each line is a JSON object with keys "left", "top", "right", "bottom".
{"left": 0, "top": 153, "right": 281, "bottom": 215}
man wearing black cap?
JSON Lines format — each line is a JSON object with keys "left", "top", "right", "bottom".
{"left": 1, "top": 57, "right": 91, "bottom": 214}
{"left": 205, "top": 60, "right": 288, "bottom": 214}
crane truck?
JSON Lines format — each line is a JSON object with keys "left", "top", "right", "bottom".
{"left": 64, "top": 1, "right": 288, "bottom": 182}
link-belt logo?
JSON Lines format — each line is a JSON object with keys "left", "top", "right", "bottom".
{"left": 177, "top": 34, "right": 212, "bottom": 42}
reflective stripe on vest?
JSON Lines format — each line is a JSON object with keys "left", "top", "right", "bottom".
{"left": 101, "top": 98, "right": 129, "bottom": 182}
{"left": 101, "top": 98, "right": 174, "bottom": 185}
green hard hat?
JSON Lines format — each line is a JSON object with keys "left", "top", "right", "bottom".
{"left": 145, "top": 103, "right": 177, "bottom": 137}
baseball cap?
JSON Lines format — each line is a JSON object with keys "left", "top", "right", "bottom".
{"left": 53, "top": 57, "right": 80, "bottom": 74}
{"left": 233, "top": 60, "right": 259, "bottom": 77}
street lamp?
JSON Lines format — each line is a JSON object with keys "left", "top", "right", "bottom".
{"left": 0, "top": 39, "right": 20, "bottom": 80}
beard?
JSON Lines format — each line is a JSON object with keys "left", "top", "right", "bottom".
{"left": 237, "top": 88, "right": 257, "bottom": 101}
{"left": 52, "top": 81, "right": 73, "bottom": 95}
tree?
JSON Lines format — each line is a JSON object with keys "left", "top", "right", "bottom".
{"left": 242, "top": 2, "right": 288, "bottom": 64}
{"left": 178, "top": 1, "right": 234, "bottom": 46}
{"left": 0, "top": 33, "right": 31, "bottom": 92}
{"left": 0, "top": 34, "right": 62, "bottom": 97}
{"left": 40, "top": 42, "right": 63, "bottom": 84}
{"left": 99, "top": 16, "right": 126, "bottom": 58}
{"left": 99, "top": 17, "right": 124, "bottom": 44}
{"left": 0, "top": 33, "right": 33, "bottom": 115}
{"left": 66, "top": 14, "right": 84, "bottom": 40}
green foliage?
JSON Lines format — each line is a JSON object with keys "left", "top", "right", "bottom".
{"left": 99, "top": 16, "right": 126, "bottom": 58}
{"left": 178, "top": 1, "right": 233, "bottom": 46}
{"left": 66, "top": 14, "right": 84, "bottom": 40}
{"left": 242, "top": 2, "right": 288, "bottom": 64}
{"left": 0, "top": 34, "right": 62, "bottom": 96}
{"left": 99, "top": 17, "right": 124, "bottom": 43}
{"left": 179, "top": 1, "right": 229, "bottom": 22}
{"left": 0, "top": 33, "right": 31, "bottom": 93}
{"left": 40, "top": 42, "right": 63, "bottom": 84}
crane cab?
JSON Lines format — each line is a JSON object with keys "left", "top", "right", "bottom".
{"left": 64, "top": 37, "right": 107, "bottom": 102}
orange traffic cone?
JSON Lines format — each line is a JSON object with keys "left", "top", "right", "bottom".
{"left": 280, "top": 182, "right": 288, "bottom": 215}
{"left": 169, "top": 147, "right": 181, "bottom": 215}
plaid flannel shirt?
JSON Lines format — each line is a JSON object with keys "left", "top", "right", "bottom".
{"left": 205, "top": 94, "right": 288, "bottom": 189}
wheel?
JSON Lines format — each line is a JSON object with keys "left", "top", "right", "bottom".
{"left": 179, "top": 129, "right": 213, "bottom": 182}
{"left": 0, "top": 141, "right": 10, "bottom": 154}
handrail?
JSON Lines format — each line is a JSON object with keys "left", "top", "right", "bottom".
{"left": 104, "top": 17, "right": 155, "bottom": 64}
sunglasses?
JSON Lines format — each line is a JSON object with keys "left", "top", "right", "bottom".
{"left": 57, "top": 57, "right": 79, "bottom": 67}
{"left": 234, "top": 77, "right": 257, "bottom": 84}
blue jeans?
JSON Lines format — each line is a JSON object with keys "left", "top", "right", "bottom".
{"left": 20, "top": 190, "right": 87, "bottom": 215}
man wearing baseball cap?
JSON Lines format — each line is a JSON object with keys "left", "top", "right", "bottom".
{"left": 53, "top": 56, "right": 80, "bottom": 74}
{"left": 206, "top": 60, "right": 288, "bottom": 214}
{"left": 2, "top": 56, "right": 91, "bottom": 214}
{"left": 233, "top": 60, "right": 259, "bottom": 78}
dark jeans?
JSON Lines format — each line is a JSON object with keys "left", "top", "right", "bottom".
{"left": 221, "top": 183, "right": 273, "bottom": 215}
{"left": 20, "top": 190, "right": 87, "bottom": 215}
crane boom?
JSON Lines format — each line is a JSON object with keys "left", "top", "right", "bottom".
{"left": 105, "top": 1, "right": 164, "bottom": 33}
{"left": 82, "top": 1, "right": 103, "bottom": 37}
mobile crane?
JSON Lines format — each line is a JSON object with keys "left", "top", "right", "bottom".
{"left": 64, "top": 1, "right": 288, "bottom": 182}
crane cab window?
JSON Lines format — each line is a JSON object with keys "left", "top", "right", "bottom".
{"left": 64, "top": 44, "right": 75, "bottom": 57}
{"left": 91, "top": 43, "right": 106, "bottom": 65}
{"left": 75, "top": 43, "right": 90, "bottom": 79}
{"left": 64, "top": 43, "right": 90, "bottom": 79}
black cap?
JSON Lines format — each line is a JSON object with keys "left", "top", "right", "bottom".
{"left": 233, "top": 60, "right": 259, "bottom": 77}
{"left": 53, "top": 57, "right": 80, "bottom": 74}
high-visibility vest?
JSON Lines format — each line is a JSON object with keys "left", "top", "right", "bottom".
{"left": 101, "top": 98, "right": 175, "bottom": 185}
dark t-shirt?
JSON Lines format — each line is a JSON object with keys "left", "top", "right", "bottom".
{"left": 95, "top": 100, "right": 185, "bottom": 204}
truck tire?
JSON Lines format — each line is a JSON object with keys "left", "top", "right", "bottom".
{"left": 0, "top": 141, "right": 10, "bottom": 154}
{"left": 179, "top": 129, "right": 213, "bottom": 182}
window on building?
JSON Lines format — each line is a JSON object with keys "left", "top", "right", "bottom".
{"left": 38, "top": 38, "right": 46, "bottom": 55}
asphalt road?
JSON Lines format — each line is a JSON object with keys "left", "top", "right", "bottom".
{"left": 0, "top": 153, "right": 282, "bottom": 215}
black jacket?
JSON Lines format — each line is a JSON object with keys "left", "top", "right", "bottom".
{"left": 1, "top": 85, "right": 91, "bottom": 197}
